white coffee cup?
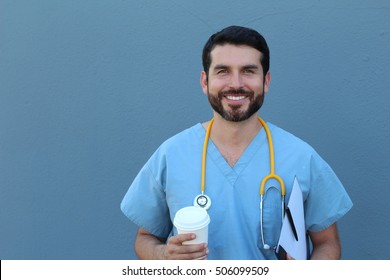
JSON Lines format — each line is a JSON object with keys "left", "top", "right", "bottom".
{"left": 173, "top": 206, "right": 210, "bottom": 244}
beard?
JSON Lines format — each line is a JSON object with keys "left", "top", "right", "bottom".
{"left": 207, "top": 88, "right": 264, "bottom": 122}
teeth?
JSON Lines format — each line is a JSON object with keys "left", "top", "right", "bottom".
{"left": 226, "top": 95, "right": 246, "bottom": 101}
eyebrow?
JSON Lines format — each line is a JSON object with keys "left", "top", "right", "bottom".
{"left": 213, "top": 64, "right": 229, "bottom": 70}
{"left": 242, "top": 64, "right": 260, "bottom": 70}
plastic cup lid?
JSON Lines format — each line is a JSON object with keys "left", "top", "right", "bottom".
{"left": 173, "top": 206, "right": 210, "bottom": 231}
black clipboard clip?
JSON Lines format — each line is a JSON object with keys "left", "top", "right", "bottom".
{"left": 286, "top": 207, "right": 299, "bottom": 242}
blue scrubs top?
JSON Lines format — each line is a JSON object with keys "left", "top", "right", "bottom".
{"left": 121, "top": 122, "right": 353, "bottom": 260}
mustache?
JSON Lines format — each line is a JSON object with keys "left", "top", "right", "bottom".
{"left": 219, "top": 89, "right": 254, "bottom": 96}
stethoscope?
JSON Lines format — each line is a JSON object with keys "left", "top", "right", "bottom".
{"left": 193, "top": 116, "right": 286, "bottom": 250}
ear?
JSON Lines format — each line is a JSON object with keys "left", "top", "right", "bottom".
{"left": 263, "top": 71, "right": 271, "bottom": 94}
{"left": 200, "top": 71, "right": 208, "bottom": 94}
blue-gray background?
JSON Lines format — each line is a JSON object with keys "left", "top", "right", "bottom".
{"left": 1, "top": 0, "right": 389, "bottom": 260}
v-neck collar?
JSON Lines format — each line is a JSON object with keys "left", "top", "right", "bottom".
{"left": 195, "top": 122, "right": 267, "bottom": 186}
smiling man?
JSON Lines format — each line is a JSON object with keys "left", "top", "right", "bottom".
{"left": 121, "top": 26, "right": 353, "bottom": 260}
{"left": 202, "top": 44, "right": 268, "bottom": 123}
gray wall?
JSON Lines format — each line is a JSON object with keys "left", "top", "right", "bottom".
{"left": 1, "top": 0, "right": 389, "bottom": 259}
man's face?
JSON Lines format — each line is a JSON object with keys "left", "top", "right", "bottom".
{"left": 200, "top": 44, "right": 270, "bottom": 122}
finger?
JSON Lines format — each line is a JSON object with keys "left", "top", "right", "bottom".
{"left": 166, "top": 238, "right": 208, "bottom": 259}
{"left": 169, "top": 233, "right": 196, "bottom": 245}
{"left": 193, "top": 247, "right": 209, "bottom": 260}
{"left": 286, "top": 253, "right": 295, "bottom": 260}
{"left": 178, "top": 244, "right": 209, "bottom": 260}
{"left": 171, "top": 242, "right": 207, "bottom": 255}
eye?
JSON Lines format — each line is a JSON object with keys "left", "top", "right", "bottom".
{"left": 243, "top": 69, "right": 255, "bottom": 74}
{"left": 216, "top": 69, "right": 228, "bottom": 74}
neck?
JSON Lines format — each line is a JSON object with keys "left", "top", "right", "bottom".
{"left": 210, "top": 114, "right": 262, "bottom": 146}
{"left": 202, "top": 114, "right": 262, "bottom": 167}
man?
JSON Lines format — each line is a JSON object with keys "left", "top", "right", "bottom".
{"left": 121, "top": 26, "right": 353, "bottom": 260}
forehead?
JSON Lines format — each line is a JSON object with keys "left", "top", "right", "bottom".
{"left": 209, "top": 44, "right": 262, "bottom": 68}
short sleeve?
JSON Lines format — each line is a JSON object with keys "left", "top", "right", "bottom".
{"left": 120, "top": 161, "right": 172, "bottom": 239}
{"left": 304, "top": 152, "right": 353, "bottom": 232}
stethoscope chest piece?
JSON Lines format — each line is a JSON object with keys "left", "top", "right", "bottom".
{"left": 194, "top": 194, "right": 212, "bottom": 210}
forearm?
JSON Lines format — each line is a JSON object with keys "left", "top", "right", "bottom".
{"left": 310, "top": 241, "right": 341, "bottom": 260}
{"left": 309, "top": 224, "right": 341, "bottom": 260}
{"left": 135, "top": 230, "right": 166, "bottom": 260}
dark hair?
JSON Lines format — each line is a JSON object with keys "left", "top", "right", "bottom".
{"left": 202, "top": 26, "right": 270, "bottom": 77}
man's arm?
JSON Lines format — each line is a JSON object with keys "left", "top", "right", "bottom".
{"left": 134, "top": 228, "right": 209, "bottom": 260}
{"left": 308, "top": 223, "right": 341, "bottom": 259}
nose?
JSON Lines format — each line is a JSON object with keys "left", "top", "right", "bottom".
{"left": 229, "top": 72, "right": 243, "bottom": 88}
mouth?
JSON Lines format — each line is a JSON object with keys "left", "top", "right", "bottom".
{"left": 220, "top": 89, "right": 253, "bottom": 103}
{"left": 225, "top": 95, "right": 247, "bottom": 101}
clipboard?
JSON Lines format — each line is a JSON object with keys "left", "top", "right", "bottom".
{"left": 276, "top": 177, "right": 307, "bottom": 260}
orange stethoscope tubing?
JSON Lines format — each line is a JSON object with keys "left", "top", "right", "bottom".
{"left": 201, "top": 116, "right": 285, "bottom": 195}
{"left": 201, "top": 116, "right": 286, "bottom": 250}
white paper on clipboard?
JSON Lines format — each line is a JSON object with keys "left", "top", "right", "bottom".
{"left": 276, "top": 177, "right": 307, "bottom": 260}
